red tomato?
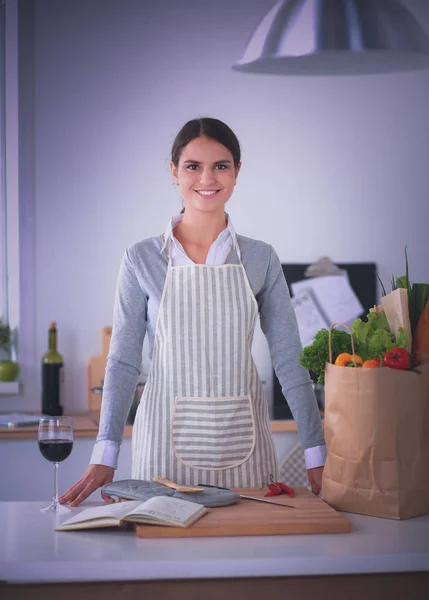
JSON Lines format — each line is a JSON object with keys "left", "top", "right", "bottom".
{"left": 383, "top": 348, "right": 411, "bottom": 370}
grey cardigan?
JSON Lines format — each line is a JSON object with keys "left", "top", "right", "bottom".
{"left": 95, "top": 234, "right": 325, "bottom": 459}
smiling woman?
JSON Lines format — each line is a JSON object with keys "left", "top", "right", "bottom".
{"left": 59, "top": 117, "right": 326, "bottom": 508}
{"left": 169, "top": 119, "right": 241, "bottom": 264}
{"left": 176, "top": 138, "right": 238, "bottom": 210}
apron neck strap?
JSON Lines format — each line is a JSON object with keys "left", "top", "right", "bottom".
{"left": 234, "top": 240, "right": 242, "bottom": 262}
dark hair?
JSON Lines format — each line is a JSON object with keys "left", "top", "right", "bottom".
{"left": 171, "top": 117, "right": 241, "bottom": 168}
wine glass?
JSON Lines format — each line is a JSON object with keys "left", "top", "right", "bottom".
{"left": 38, "top": 416, "right": 74, "bottom": 512}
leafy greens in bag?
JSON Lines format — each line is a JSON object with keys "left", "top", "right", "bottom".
{"left": 351, "top": 311, "right": 408, "bottom": 361}
{"left": 299, "top": 311, "right": 408, "bottom": 381}
{"left": 299, "top": 328, "right": 352, "bottom": 384}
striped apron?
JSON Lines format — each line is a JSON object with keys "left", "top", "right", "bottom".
{"left": 131, "top": 244, "right": 278, "bottom": 488}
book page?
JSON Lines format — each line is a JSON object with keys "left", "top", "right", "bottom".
{"left": 56, "top": 501, "right": 142, "bottom": 530}
{"left": 126, "top": 495, "right": 207, "bottom": 527}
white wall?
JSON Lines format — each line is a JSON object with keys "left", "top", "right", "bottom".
{"left": 3, "top": 0, "right": 429, "bottom": 414}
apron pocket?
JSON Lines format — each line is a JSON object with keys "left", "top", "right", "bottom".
{"left": 171, "top": 395, "right": 256, "bottom": 470}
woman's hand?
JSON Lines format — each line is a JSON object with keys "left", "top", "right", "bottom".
{"left": 307, "top": 466, "right": 324, "bottom": 496}
{"left": 59, "top": 464, "right": 114, "bottom": 507}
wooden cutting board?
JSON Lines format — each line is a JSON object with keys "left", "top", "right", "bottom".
{"left": 134, "top": 487, "right": 351, "bottom": 538}
{"left": 87, "top": 327, "right": 112, "bottom": 412}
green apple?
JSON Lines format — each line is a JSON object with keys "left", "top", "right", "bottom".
{"left": 0, "top": 361, "right": 19, "bottom": 382}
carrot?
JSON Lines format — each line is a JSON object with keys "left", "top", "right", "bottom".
{"left": 412, "top": 298, "right": 429, "bottom": 365}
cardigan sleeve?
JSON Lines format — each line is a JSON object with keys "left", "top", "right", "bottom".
{"left": 257, "top": 245, "right": 325, "bottom": 451}
{"left": 90, "top": 248, "right": 148, "bottom": 467}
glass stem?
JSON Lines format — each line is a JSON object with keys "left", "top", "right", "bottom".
{"left": 53, "top": 462, "right": 59, "bottom": 506}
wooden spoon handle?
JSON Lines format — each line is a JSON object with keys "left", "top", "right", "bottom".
{"left": 153, "top": 476, "right": 204, "bottom": 493}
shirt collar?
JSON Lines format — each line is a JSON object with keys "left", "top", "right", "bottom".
{"left": 160, "top": 213, "right": 237, "bottom": 255}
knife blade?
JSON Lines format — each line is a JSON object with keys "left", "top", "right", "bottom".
{"left": 239, "top": 494, "right": 296, "bottom": 509}
{"left": 198, "top": 483, "right": 297, "bottom": 509}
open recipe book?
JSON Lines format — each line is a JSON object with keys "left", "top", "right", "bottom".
{"left": 55, "top": 495, "right": 209, "bottom": 531}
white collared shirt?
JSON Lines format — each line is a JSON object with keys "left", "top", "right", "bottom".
{"left": 160, "top": 213, "right": 237, "bottom": 265}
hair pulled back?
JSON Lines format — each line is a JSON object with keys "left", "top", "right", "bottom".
{"left": 171, "top": 117, "right": 241, "bottom": 168}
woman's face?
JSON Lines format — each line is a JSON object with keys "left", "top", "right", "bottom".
{"left": 170, "top": 136, "right": 240, "bottom": 215}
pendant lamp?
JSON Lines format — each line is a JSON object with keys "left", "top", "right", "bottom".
{"left": 232, "top": 0, "right": 429, "bottom": 75}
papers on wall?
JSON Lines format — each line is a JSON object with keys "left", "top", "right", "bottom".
{"left": 291, "top": 290, "right": 329, "bottom": 348}
{"left": 291, "top": 274, "right": 365, "bottom": 346}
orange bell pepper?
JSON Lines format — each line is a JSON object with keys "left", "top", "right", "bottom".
{"left": 362, "top": 358, "right": 381, "bottom": 368}
{"left": 334, "top": 352, "right": 363, "bottom": 367}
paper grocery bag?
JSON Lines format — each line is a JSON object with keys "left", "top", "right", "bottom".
{"left": 381, "top": 288, "right": 412, "bottom": 353}
{"left": 369, "top": 289, "right": 412, "bottom": 352}
{"left": 322, "top": 362, "right": 429, "bottom": 519}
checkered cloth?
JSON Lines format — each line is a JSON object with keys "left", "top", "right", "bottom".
{"left": 279, "top": 442, "right": 311, "bottom": 489}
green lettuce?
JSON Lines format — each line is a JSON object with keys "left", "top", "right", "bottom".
{"left": 299, "top": 328, "right": 352, "bottom": 384}
{"left": 350, "top": 311, "right": 408, "bottom": 361}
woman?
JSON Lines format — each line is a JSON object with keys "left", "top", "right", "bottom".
{"left": 60, "top": 118, "right": 325, "bottom": 507}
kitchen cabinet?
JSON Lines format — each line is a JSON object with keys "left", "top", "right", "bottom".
{"left": 0, "top": 417, "right": 299, "bottom": 501}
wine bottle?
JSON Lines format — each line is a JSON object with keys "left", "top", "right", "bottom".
{"left": 41, "top": 321, "right": 64, "bottom": 416}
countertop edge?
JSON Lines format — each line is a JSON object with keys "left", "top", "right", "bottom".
{"left": 0, "top": 415, "right": 299, "bottom": 439}
{"left": 2, "top": 553, "right": 429, "bottom": 584}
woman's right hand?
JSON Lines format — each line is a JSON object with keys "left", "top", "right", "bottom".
{"left": 59, "top": 464, "right": 115, "bottom": 507}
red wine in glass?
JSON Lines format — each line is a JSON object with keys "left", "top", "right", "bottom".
{"left": 38, "top": 417, "right": 73, "bottom": 512}
{"left": 38, "top": 439, "right": 73, "bottom": 463}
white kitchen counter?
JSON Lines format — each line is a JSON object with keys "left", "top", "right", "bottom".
{"left": 1, "top": 501, "right": 429, "bottom": 586}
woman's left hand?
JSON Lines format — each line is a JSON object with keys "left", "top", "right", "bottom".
{"left": 307, "top": 466, "right": 324, "bottom": 496}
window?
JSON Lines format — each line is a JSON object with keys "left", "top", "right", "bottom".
{"left": 0, "top": 0, "right": 7, "bottom": 325}
{"left": 1, "top": 0, "right": 22, "bottom": 395}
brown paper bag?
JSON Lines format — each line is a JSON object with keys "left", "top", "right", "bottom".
{"left": 322, "top": 359, "right": 429, "bottom": 519}
{"left": 369, "top": 289, "right": 412, "bottom": 352}
{"left": 381, "top": 288, "right": 412, "bottom": 353}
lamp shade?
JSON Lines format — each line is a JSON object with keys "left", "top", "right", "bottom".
{"left": 232, "top": 0, "right": 429, "bottom": 75}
